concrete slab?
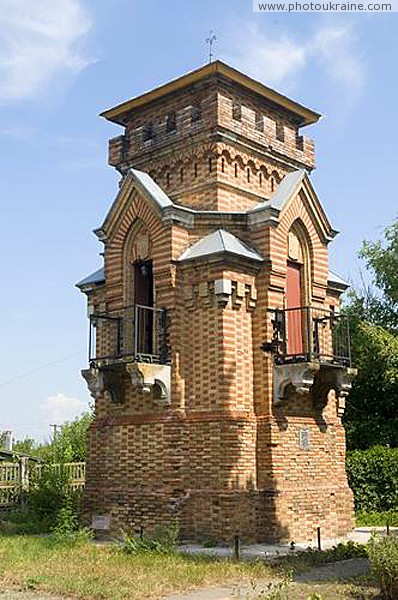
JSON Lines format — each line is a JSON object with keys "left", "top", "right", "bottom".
{"left": 177, "top": 527, "right": 397, "bottom": 560}
{"left": 294, "top": 558, "right": 370, "bottom": 582}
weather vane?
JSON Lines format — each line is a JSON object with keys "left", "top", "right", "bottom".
{"left": 206, "top": 31, "right": 217, "bottom": 63}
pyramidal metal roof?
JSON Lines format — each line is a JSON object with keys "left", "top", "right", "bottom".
{"left": 178, "top": 229, "right": 263, "bottom": 263}
{"left": 328, "top": 269, "right": 349, "bottom": 289}
{"left": 100, "top": 61, "right": 321, "bottom": 127}
{"left": 76, "top": 267, "right": 105, "bottom": 289}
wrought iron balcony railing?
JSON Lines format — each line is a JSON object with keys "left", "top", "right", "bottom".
{"left": 88, "top": 304, "right": 169, "bottom": 365}
{"left": 263, "top": 306, "right": 351, "bottom": 367}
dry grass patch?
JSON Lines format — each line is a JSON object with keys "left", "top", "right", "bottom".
{"left": 0, "top": 535, "right": 276, "bottom": 599}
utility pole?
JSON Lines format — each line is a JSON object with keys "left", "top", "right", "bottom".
{"left": 50, "top": 424, "right": 60, "bottom": 465}
{"left": 49, "top": 424, "right": 59, "bottom": 439}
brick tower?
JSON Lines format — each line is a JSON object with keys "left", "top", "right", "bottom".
{"left": 77, "top": 61, "right": 356, "bottom": 543}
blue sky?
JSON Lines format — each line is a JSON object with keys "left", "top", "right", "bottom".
{"left": 0, "top": 1, "right": 396, "bottom": 442}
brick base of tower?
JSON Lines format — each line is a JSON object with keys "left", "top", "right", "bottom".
{"left": 83, "top": 390, "right": 354, "bottom": 543}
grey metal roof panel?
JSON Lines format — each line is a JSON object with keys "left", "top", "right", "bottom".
{"left": 76, "top": 267, "right": 105, "bottom": 288}
{"left": 249, "top": 169, "right": 306, "bottom": 214}
{"left": 178, "top": 229, "right": 263, "bottom": 262}
{"left": 328, "top": 269, "right": 349, "bottom": 289}
{"left": 269, "top": 169, "right": 306, "bottom": 211}
{"left": 130, "top": 168, "right": 173, "bottom": 209}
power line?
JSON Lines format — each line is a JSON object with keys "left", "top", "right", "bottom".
{"left": 0, "top": 350, "right": 85, "bottom": 388}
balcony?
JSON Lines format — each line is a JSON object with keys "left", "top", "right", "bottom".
{"left": 264, "top": 306, "right": 351, "bottom": 367}
{"left": 263, "top": 307, "right": 355, "bottom": 406}
{"left": 88, "top": 304, "right": 169, "bottom": 366}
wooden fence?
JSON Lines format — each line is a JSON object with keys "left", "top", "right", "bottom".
{"left": 0, "top": 461, "right": 86, "bottom": 507}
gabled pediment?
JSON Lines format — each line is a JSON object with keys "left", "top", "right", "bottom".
{"left": 94, "top": 168, "right": 173, "bottom": 242}
{"left": 248, "top": 170, "right": 338, "bottom": 244}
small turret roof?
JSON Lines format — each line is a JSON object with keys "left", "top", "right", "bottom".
{"left": 76, "top": 267, "right": 105, "bottom": 289}
{"left": 178, "top": 229, "right": 263, "bottom": 263}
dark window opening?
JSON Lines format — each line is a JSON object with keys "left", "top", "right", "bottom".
{"left": 194, "top": 163, "right": 198, "bottom": 178}
{"left": 221, "top": 158, "right": 225, "bottom": 173}
{"left": 166, "top": 112, "right": 177, "bottom": 133}
{"left": 143, "top": 122, "right": 154, "bottom": 142}
{"left": 276, "top": 122, "right": 285, "bottom": 142}
{"left": 234, "top": 163, "right": 238, "bottom": 177}
{"left": 134, "top": 261, "right": 154, "bottom": 357}
{"left": 191, "top": 105, "right": 202, "bottom": 123}
{"left": 134, "top": 261, "right": 153, "bottom": 308}
{"left": 296, "top": 135, "right": 304, "bottom": 151}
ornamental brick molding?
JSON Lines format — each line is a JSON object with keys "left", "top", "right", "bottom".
{"left": 77, "top": 61, "right": 356, "bottom": 544}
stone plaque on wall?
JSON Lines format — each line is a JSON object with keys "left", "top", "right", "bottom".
{"left": 92, "top": 514, "right": 111, "bottom": 530}
{"left": 298, "top": 428, "right": 310, "bottom": 450}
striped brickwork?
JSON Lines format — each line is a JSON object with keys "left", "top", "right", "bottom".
{"left": 82, "top": 67, "right": 354, "bottom": 543}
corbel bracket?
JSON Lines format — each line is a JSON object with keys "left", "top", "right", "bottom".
{"left": 273, "top": 362, "right": 320, "bottom": 404}
{"left": 126, "top": 362, "right": 171, "bottom": 406}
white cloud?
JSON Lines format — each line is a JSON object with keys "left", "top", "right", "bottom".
{"left": 224, "top": 22, "right": 306, "bottom": 88}
{"left": 0, "top": 0, "right": 93, "bottom": 102}
{"left": 40, "top": 393, "right": 87, "bottom": 425}
{"left": 0, "top": 123, "right": 36, "bottom": 139}
{"left": 310, "top": 25, "right": 365, "bottom": 108}
{"left": 224, "top": 21, "right": 365, "bottom": 108}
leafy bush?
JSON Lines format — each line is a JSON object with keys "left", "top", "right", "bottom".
{"left": 122, "top": 522, "right": 179, "bottom": 555}
{"left": 277, "top": 541, "right": 368, "bottom": 574}
{"left": 346, "top": 446, "right": 398, "bottom": 513}
{"left": 356, "top": 511, "right": 398, "bottom": 527}
{"left": 6, "top": 465, "right": 82, "bottom": 534}
{"left": 368, "top": 535, "right": 398, "bottom": 599}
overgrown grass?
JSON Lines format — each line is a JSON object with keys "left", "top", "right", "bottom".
{"left": 275, "top": 541, "right": 368, "bottom": 573}
{"left": 0, "top": 535, "right": 275, "bottom": 600}
{"left": 368, "top": 535, "right": 398, "bottom": 600}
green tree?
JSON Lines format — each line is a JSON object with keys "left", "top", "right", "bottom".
{"left": 344, "top": 217, "right": 398, "bottom": 449}
{"left": 357, "top": 218, "right": 398, "bottom": 331}
{"left": 40, "top": 412, "right": 93, "bottom": 463}
{"left": 7, "top": 411, "right": 93, "bottom": 463}
{"left": 12, "top": 437, "right": 37, "bottom": 455}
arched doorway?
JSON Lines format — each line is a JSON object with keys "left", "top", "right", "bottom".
{"left": 286, "top": 260, "right": 304, "bottom": 356}
{"left": 285, "top": 225, "right": 310, "bottom": 358}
